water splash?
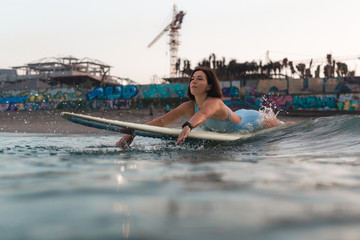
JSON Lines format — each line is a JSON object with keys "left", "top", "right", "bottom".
{"left": 258, "top": 105, "right": 285, "bottom": 127}
{"left": 259, "top": 93, "right": 289, "bottom": 126}
{"left": 260, "top": 92, "right": 289, "bottom": 115}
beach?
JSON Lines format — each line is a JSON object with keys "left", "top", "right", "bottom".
{"left": 0, "top": 109, "right": 161, "bottom": 134}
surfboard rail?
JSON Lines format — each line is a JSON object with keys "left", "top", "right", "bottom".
{"left": 60, "top": 112, "right": 252, "bottom": 142}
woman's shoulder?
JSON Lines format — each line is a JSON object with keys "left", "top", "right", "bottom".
{"left": 204, "top": 97, "right": 223, "bottom": 105}
{"left": 175, "top": 100, "right": 195, "bottom": 114}
{"left": 180, "top": 100, "right": 195, "bottom": 107}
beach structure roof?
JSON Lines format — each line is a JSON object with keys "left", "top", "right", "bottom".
{"left": 1, "top": 56, "right": 136, "bottom": 91}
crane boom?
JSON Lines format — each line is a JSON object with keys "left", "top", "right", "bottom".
{"left": 147, "top": 5, "right": 185, "bottom": 78}
{"left": 147, "top": 23, "right": 172, "bottom": 48}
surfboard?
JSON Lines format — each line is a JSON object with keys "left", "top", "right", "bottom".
{"left": 60, "top": 112, "right": 268, "bottom": 142}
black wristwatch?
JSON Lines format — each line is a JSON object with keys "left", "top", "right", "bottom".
{"left": 182, "top": 121, "right": 194, "bottom": 131}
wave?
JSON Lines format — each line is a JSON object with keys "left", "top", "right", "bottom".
{"left": 249, "top": 114, "right": 360, "bottom": 161}
{"left": 277, "top": 114, "right": 360, "bottom": 141}
{"left": 1, "top": 115, "right": 359, "bottom": 158}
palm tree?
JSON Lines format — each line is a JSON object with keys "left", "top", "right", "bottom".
{"left": 282, "top": 58, "right": 289, "bottom": 76}
{"left": 315, "top": 65, "right": 320, "bottom": 78}
{"left": 336, "top": 62, "right": 348, "bottom": 77}
{"left": 288, "top": 61, "right": 296, "bottom": 75}
{"left": 273, "top": 61, "right": 282, "bottom": 76}
{"left": 296, "top": 63, "right": 306, "bottom": 78}
{"left": 209, "top": 53, "right": 216, "bottom": 69}
{"left": 227, "top": 59, "right": 238, "bottom": 80}
{"left": 176, "top": 58, "right": 181, "bottom": 75}
{"left": 182, "top": 59, "right": 192, "bottom": 76}
{"left": 327, "top": 54, "right": 332, "bottom": 65}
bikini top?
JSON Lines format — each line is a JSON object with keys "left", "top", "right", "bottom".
{"left": 194, "top": 103, "right": 233, "bottom": 132}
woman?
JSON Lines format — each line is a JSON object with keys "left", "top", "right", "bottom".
{"left": 116, "top": 67, "right": 291, "bottom": 147}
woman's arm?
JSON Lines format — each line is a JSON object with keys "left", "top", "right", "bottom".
{"left": 188, "top": 99, "right": 220, "bottom": 127}
{"left": 146, "top": 101, "right": 194, "bottom": 127}
{"left": 176, "top": 98, "right": 223, "bottom": 144}
{"left": 116, "top": 101, "right": 194, "bottom": 147}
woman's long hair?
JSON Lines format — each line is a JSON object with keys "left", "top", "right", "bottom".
{"left": 187, "top": 66, "right": 223, "bottom": 100}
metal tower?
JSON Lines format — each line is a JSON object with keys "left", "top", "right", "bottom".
{"left": 147, "top": 5, "right": 185, "bottom": 78}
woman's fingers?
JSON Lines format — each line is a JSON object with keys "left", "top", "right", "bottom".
{"left": 116, "top": 134, "right": 134, "bottom": 148}
{"left": 176, "top": 136, "right": 185, "bottom": 144}
{"left": 176, "top": 128, "right": 190, "bottom": 144}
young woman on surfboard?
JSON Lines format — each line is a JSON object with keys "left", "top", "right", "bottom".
{"left": 116, "top": 67, "right": 293, "bottom": 147}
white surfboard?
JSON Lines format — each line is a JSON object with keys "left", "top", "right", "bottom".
{"left": 60, "top": 112, "right": 270, "bottom": 142}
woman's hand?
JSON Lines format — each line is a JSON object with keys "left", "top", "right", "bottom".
{"left": 116, "top": 134, "right": 135, "bottom": 148}
{"left": 176, "top": 126, "right": 191, "bottom": 144}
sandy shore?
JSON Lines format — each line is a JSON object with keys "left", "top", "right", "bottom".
{"left": 0, "top": 108, "right": 310, "bottom": 134}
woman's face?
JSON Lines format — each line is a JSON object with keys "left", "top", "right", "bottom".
{"left": 189, "top": 71, "right": 212, "bottom": 96}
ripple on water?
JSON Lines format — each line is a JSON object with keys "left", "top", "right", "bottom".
{"left": 1, "top": 117, "right": 360, "bottom": 240}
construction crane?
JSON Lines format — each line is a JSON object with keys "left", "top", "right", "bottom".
{"left": 147, "top": 5, "right": 185, "bottom": 78}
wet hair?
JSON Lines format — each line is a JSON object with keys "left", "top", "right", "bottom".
{"left": 187, "top": 66, "right": 223, "bottom": 100}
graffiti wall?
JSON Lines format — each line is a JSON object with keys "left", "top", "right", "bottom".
{"left": 223, "top": 95, "right": 294, "bottom": 111}
{"left": 338, "top": 93, "right": 359, "bottom": 111}
{"left": 1, "top": 78, "right": 360, "bottom": 112}
{"left": 87, "top": 85, "right": 138, "bottom": 100}
{"left": 134, "top": 83, "right": 188, "bottom": 99}
{"left": 293, "top": 95, "right": 337, "bottom": 110}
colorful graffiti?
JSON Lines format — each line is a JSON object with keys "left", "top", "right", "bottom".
{"left": 222, "top": 86, "right": 240, "bottom": 97}
{"left": 223, "top": 94, "right": 359, "bottom": 112}
{"left": 0, "top": 88, "right": 83, "bottom": 111}
{"left": 0, "top": 95, "right": 28, "bottom": 104}
{"left": 0, "top": 102, "right": 56, "bottom": 111}
{"left": 140, "top": 84, "right": 171, "bottom": 98}
{"left": 88, "top": 85, "right": 138, "bottom": 100}
{"left": 223, "top": 95, "right": 293, "bottom": 111}
{"left": 223, "top": 96, "right": 261, "bottom": 109}
{"left": 0, "top": 103, "right": 9, "bottom": 111}
{"left": 137, "top": 84, "right": 187, "bottom": 99}
{"left": 293, "top": 95, "right": 337, "bottom": 110}
{"left": 1, "top": 81, "right": 360, "bottom": 112}
{"left": 261, "top": 95, "right": 293, "bottom": 111}
{"left": 338, "top": 94, "right": 359, "bottom": 111}
{"left": 91, "top": 99, "right": 131, "bottom": 110}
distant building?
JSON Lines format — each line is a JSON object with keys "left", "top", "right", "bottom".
{"left": 0, "top": 56, "right": 137, "bottom": 91}
{"left": 162, "top": 76, "right": 188, "bottom": 84}
{"left": 0, "top": 69, "right": 18, "bottom": 90}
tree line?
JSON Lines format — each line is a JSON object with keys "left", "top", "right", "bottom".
{"left": 175, "top": 53, "right": 355, "bottom": 81}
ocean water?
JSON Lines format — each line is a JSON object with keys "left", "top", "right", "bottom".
{"left": 1, "top": 115, "right": 360, "bottom": 240}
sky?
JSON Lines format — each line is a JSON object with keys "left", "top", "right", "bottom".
{"left": 1, "top": 0, "right": 360, "bottom": 84}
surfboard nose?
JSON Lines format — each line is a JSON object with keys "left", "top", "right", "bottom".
{"left": 60, "top": 112, "right": 71, "bottom": 118}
